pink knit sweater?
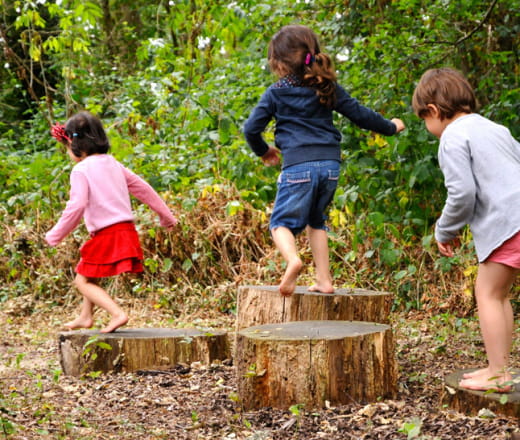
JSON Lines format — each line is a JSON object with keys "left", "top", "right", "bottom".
{"left": 45, "top": 154, "right": 177, "bottom": 246}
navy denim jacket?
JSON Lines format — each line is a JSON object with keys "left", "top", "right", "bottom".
{"left": 243, "top": 82, "right": 397, "bottom": 169}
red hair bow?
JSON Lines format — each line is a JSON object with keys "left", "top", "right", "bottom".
{"left": 51, "top": 123, "right": 71, "bottom": 143}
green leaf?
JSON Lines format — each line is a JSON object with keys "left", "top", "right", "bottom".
{"left": 182, "top": 259, "right": 193, "bottom": 272}
{"left": 226, "top": 200, "right": 243, "bottom": 216}
{"left": 161, "top": 258, "right": 173, "bottom": 272}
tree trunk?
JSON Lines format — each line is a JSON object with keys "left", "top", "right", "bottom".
{"left": 236, "top": 320, "right": 397, "bottom": 410}
{"left": 59, "top": 328, "right": 230, "bottom": 377}
{"left": 236, "top": 285, "right": 392, "bottom": 331}
{"left": 442, "top": 369, "right": 520, "bottom": 418}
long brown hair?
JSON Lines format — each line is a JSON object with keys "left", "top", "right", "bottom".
{"left": 268, "top": 25, "right": 337, "bottom": 108}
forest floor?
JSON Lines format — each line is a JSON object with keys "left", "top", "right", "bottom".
{"left": 0, "top": 293, "right": 519, "bottom": 440}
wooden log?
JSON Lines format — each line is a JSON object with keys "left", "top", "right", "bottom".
{"left": 236, "top": 285, "right": 392, "bottom": 330}
{"left": 236, "top": 320, "right": 397, "bottom": 410}
{"left": 59, "top": 328, "right": 230, "bottom": 376}
{"left": 442, "top": 369, "right": 520, "bottom": 418}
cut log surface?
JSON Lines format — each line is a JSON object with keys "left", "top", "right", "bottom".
{"left": 442, "top": 369, "right": 520, "bottom": 418}
{"left": 236, "top": 320, "right": 397, "bottom": 410}
{"left": 59, "top": 328, "right": 230, "bottom": 376}
{"left": 236, "top": 285, "right": 392, "bottom": 330}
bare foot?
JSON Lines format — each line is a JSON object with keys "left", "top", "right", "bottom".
{"left": 459, "top": 371, "right": 512, "bottom": 393}
{"left": 462, "top": 367, "right": 489, "bottom": 379}
{"left": 64, "top": 317, "right": 94, "bottom": 330}
{"left": 279, "top": 258, "right": 303, "bottom": 297}
{"left": 100, "top": 313, "right": 128, "bottom": 333}
{"left": 308, "top": 283, "right": 334, "bottom": 294}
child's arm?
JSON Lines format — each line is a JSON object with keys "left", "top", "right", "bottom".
{"left": 123, "top": 168, "right": 178, "bottom": 229}
{"left": 335, "top": 85, "right": 402, "bottom": 135}
{"left": 435, "top": 134, "right": 475, "bottom": 248}
{"left": 45, "top": 172, "right": 88, "bottom": 246}
{"left": 243, "top": 91, "right": 274, "bottom": 158}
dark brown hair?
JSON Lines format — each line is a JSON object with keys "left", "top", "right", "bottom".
{"left": 65, "top": 111, "right": 110, "bottom": 157}
{"left": 268, "top": 25, "right": 337, "bottom": 108}
{"left": 412, "top": 68, "right": 477, "bottom": 120}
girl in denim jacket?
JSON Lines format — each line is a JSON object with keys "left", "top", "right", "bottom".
{"left": 244, "top": 25, "right": 404, "bottom": 296}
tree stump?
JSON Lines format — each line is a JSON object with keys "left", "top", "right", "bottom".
{"left": 236, "top": 285, "right": 392, "bottom": 331}
{"left": 442, "top": 369, "right": 520, "bottom": 418}
{"left": 236, "top": 320, "right": 397, "bottom": 410}
{"left": 59, "top": 328, "right": 230, "bottom": 376}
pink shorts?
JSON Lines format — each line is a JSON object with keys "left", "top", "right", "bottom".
{"left": 486, "top": 230, "right": 520, "bottom": 269}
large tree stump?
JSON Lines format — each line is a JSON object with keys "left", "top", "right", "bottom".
{"left": 442, "top": 369, "right": 520, "bottom": 418}
{"left": 59, "top": 328, "right": 230, "bottom": 376}
{"left": 236, "top": 285, "right": 392, "bottom": 331}
{"left": 236, "top": 320, "right": 397, "bottom": 410}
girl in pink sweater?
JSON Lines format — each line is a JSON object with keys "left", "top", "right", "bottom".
{"left": 47, "top": 111, "right": 178, "bottom": 333}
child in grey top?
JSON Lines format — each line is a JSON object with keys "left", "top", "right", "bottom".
{"left": 436, "top": 113, "right": 520, "bottom": 262}
{"left": 413, "top": 68, "right": 520, "bottom": 392}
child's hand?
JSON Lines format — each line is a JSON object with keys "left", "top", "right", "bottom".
{"left": 436, "top": 238, "right": 459, "bottom": 257}
{"left": 166, "top": 218, "right": 179, "bottom": 231}
{"left": 261, "top": 146, "right": 281, "bottom": 167}
{"left": 391, "top": 118, "right": 406, "bottom": 133}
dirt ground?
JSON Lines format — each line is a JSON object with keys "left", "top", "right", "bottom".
{"left": 0, "top": 295, "right": 519, "bottom": 440}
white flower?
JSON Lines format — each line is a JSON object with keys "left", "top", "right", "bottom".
{"left": 197, "top": 36, "right": 211, "bottom": 50}
{"left": 149, "top": 38, "right": 166, "bottom": 48}
{"left": 336, "top": 48, "right": 350, "bottom": 62}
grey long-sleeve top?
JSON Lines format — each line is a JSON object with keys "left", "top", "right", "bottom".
{"left": 435, "top": 113, "right": 520, "bottom": 262}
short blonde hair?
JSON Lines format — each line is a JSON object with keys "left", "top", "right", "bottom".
{"left": 412, "top": 68, "right": 477, "bottom": 120}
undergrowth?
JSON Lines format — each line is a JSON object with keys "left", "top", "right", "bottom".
{"left": 0, "top": 180, "right": 505, "bottom": 319}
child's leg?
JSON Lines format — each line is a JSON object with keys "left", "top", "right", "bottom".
{"left": 271, "top": 226, "right": 302, "bottom": 297}
{"left": 64, "top": 296, "right": 95, "bottom": 330}
{"left": 459, "top": 262, "right": 519, "bottom": 391}
{"left": 306, "top": 226, "right": 334, "bottom": 293}
{"left": 73, "top": 274, "right": 128, "bottom": 333}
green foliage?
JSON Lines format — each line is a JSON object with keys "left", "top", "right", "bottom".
{"left": 81, "top": 335, "right": 113, "bottom": 377}
{"left": 399, "top": 417, "right": 423, "bottom": 439}
{"left": 0, "top": 0, "right": 518, "bottom": 312}
{"left": 289, "top": 403, "right": 305, "bottom": 417}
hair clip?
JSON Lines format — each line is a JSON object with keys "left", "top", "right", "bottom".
{"left": 305, "top": 53, "right": 315, "bottom": 65}
{"left": 51, "top": 123, "right": 71, "bottom": 143}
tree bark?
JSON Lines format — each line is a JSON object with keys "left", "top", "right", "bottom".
{"left": 59, "top": 328, "right": 230, "bottom": 377}
{"left": 236, "top": 320, "right": 397, "bottom": 410}
{"left": 236, "top": 285, "right": 392, "bottom": 331}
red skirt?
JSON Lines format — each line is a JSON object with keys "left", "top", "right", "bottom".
{"left": 486, "top": 230, "right": 520, "bottom": 269}
{"left": 75, "top": 222, "right": 144, "bottom": 278}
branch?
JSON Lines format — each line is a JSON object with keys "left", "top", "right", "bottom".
{"left": 0, "top": 24, "right": 56, "bottom": 124}
{"left": 453, "top": 0, "right": 498, "bottom": 45}
{"left": 414, "top": 0, "right": 499, "bottom": 47}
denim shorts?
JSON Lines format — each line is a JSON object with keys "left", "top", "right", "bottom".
{"left": 270, "top": 160, "right": 340, "bottom": 235}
